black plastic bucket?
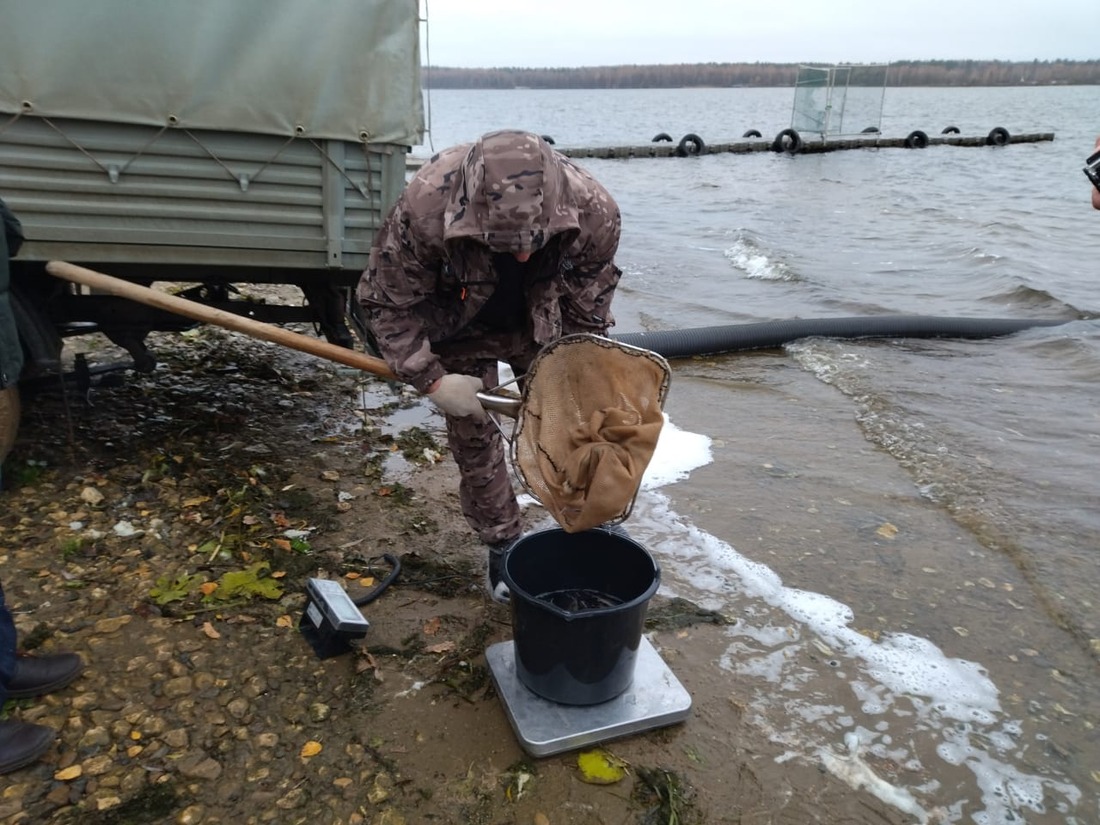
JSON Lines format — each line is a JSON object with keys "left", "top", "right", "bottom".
{"left": 502, "top": 527, "right": 661, "bottom": 706}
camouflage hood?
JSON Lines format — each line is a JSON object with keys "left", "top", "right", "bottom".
{"left": 443, "top": 130, "right": 579, "bottom": 255}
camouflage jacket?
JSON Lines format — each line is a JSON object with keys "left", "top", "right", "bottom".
{"left": 356, "top": 131, "right": 622, "bottom": 393}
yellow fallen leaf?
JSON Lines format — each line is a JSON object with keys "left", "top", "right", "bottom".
{"left": 202, "top": 621, "right": 221, "bottom": 639}
{"left": 300, "top": 740, "right": 323, "bottom": 758}
{"left": 182, "top": 496, "right": 211, "bottom": 508}
{"left": 272, "top": 539, "right": 292, "bottom": 552}
{"left": 54, "top": 765, "right": 83, "bottom": 781}
{"left": 200, "top": 581, "right": 219, "bottom": 596}
{"left": 577, "top": 749, "right": 628, "bottom": 785}
{"left": 424, "top": 641, "right": 456, "bottom": 654}
{"left": 126, "top": 745, "right": 143, "bottom": 758}
{"left": 876, "top": 522, "right": 898, "bottom": 539}
{"left": 358, "top": 577, "right": 375, "bottom": 587}
{"left": 276, "top": 615, "right": 294, "bottom": 628}
{"left": 271, "top": 570, "right": 286, "bottom": 579}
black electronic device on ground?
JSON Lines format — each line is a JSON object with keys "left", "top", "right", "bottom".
{"left": 297, "top": 554, "right": 401, "bottom": 660}
{"left": 299, "top": 577, "right": 371, "bottom": 659}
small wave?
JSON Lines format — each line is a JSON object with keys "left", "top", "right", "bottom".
{"left": 723, "top": 230, "right": 798, "bottom": 282}
{"left": 954, "top": 245, "right": 1004, "bottom": 265}
{"left": 978, "top": 284, "right": 1076, "bottom": 313}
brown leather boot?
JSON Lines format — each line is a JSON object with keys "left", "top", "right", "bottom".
{"left": 0, "top": 720, "right": 54, "bottom": 774}
{"left": 4, "top": 652, "right": 84, "bottom": 699}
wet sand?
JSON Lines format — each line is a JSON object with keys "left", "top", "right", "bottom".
{"left": 648, "top": 352, "right": 1097, "bottom": 822}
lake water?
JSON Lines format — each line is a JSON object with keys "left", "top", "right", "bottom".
{"left": 414, "top": 86, "right": 1100, "bottom": 824}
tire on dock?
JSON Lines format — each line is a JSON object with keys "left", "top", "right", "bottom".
{"left": 986, "top": 126, "right": 1010, "bottom": 146}
{"left": 861, "top": 126, "right": 880, "bottom": 134}
{"left": 771, "top": 128, "right": 803, "bottom": 154}
{"left": 677, "top": 133, "right": 705, "bottom": 157}
{"left": 904, "top": 130, "right": 929, "bottom": 149}
{"left": 742, "top": 129, "right": 762, "bottom": 138}
{"left": 941, "top": 125, "right": 960, "bottom": 135}
{"left": 652, "top": 132, "right": 673, "bottom": 142}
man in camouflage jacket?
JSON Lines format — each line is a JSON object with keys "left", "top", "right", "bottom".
{"left": 357, "top": 130, "right": 623, "bottom": 601}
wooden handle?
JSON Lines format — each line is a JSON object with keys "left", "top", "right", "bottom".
{"left": 44, "top": 261, "right": 399, "bottom": 381}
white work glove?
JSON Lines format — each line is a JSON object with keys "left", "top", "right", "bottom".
{"left": 426, "top": 373, "right": 487, "bottom": 420}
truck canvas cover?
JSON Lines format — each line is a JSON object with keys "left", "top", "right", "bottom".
{"left": 0, "top": 0, "right": 424, "bottom": 146}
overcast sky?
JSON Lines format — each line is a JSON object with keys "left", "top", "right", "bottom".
{"left": 420, "top": 0, "right": 1098, "bottom": 68}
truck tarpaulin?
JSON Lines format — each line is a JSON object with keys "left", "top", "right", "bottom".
{"left": 0, "top": 0, "right": 424, "bottom": 146}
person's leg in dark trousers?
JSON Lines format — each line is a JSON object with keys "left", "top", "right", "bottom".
{"left": 0, "top": 580, "right": 56, "bottom": 774}
{"left": 0, "top": 579, "right": 16, "bottom": 697}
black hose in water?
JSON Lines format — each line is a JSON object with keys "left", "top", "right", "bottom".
{"left": 610, "top": 315, "right": 1070, "bottom": 359}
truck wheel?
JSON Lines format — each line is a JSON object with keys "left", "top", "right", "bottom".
{"left": 343, "top": 289, "right": 383, "bottom": 358}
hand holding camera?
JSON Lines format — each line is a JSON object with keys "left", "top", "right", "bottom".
{"left": 1088, "top": 137, "right": 1100, "bottom": 210}
{"left": 1085, "top": 147, "right": 1100, "bottom": 192}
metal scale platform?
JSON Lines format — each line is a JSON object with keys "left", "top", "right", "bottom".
{"left": 486, "top": 635, "right": 692, "bottom": 757}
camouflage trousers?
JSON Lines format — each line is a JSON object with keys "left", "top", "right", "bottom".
{"left": 436, "top": 333, "right": 542, "bottom": 546}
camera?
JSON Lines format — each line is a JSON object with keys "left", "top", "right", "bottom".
{"left": 1085, "top": 148, "right": 1100, "bottom": 193}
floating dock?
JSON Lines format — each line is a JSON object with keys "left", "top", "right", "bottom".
{"left": 406, "top": 128, "right": 1053, "bottom": 169}
{"left": 554, "top": 127, "right": 1054, "bottom": 159}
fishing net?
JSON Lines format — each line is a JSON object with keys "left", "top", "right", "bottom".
{"left": 505, "top": 334, "right": 671, "bottom": 533}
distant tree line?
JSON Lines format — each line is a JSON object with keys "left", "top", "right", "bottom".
{"left": 422, "top": 60, "right": 1100, "bottom": 89}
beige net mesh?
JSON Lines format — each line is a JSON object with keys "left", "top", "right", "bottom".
{"left": 510, "top": 334, "right": 671, "bottom": 533}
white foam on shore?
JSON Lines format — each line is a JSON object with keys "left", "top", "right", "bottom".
{"left": 641, "top": 414, "right": 713, "bottom": 488}
{"left": 628, "top": 418, "right": 1082, "bottom": 824}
